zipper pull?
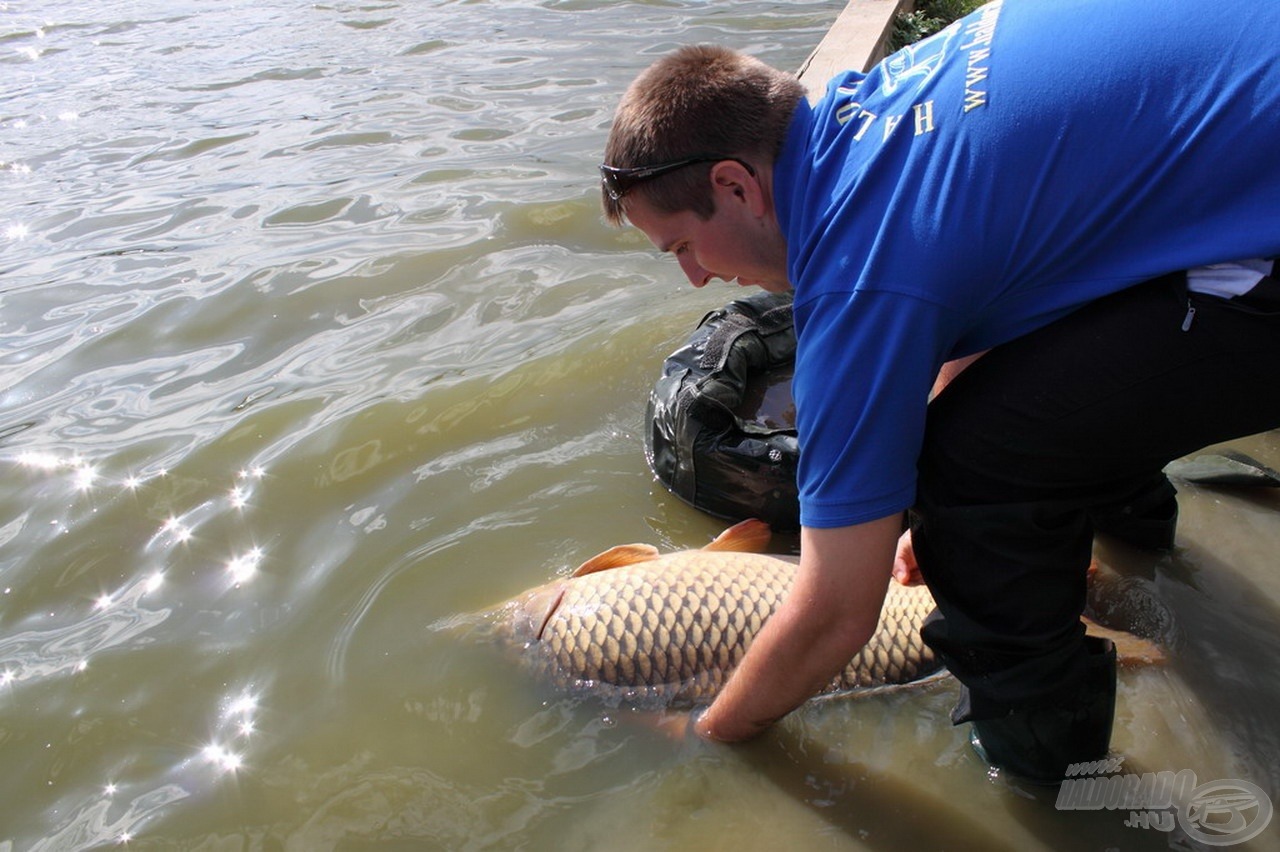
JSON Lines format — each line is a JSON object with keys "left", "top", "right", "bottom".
{"left": 1181, "top": 300, "right": 1197, "bottom": 332}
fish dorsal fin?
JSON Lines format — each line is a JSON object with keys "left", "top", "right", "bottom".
{"left": 703, "top": 519, "right": 772, "bottom": 553}
{"left": 571, "top": 544, "right": 661, "bottom": 577}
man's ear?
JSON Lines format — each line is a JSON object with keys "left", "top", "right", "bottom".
{"left": 710, "top": 159, "right": 766, "bottom": 215}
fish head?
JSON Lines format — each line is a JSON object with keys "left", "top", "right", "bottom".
{"left": 503, "top": 580, "right": 567, "bottom": 645}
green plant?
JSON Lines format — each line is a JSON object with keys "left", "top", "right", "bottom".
{"left": 888, "top": 0, "right": 987, "bottom": 51}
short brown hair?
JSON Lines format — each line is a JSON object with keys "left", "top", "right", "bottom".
{"left": 601, "top": 45, "right": 805, "bottom": 226}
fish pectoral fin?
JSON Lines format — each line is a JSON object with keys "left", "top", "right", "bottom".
{"left": 571, "top": 543, "right": 661, "bottom": 577}
{"left": 703, "top": 518, "right": 772, "bottom": 553}
{"left": 1081, "top": 616, "right": 1167, "bottom": 667}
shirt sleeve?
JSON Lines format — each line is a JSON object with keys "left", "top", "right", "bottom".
{"left": 793, "top": 288, "right": 959, "bottom": 528}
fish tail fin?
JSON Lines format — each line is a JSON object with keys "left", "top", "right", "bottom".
{"left": 703, "top": 518, "right": 772, "bottom": 553}
{"left": 1082, "top": 616, "right": 1167, "bottom": 667}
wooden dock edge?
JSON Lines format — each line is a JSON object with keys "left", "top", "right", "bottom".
{"left": 797, "top": 0, "right": 915, "bottom": 100}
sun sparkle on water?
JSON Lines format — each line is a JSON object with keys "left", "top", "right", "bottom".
{"left": 161, "top": 517, "right": 192, "bottom": 542}
{"left": 226, "top": 548, "right": 262, "bottom": 584}
{"left": 201, "top": 743, "right": 244, "bottom": 774}
{"left": 16, "top": 450, "right": 62, "bottom": 470}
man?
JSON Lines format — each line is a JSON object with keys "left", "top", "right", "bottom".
{"left": 600, "top": 0, "right": 1280, "bottom": 783}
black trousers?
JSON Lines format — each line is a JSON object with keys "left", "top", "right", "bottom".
{"left": 911, "top": 272, "right": 1280, "bottom": 722}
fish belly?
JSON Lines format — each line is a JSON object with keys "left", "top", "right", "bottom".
{"left": 528, "top": 551, "right": 941, "bottom": 706}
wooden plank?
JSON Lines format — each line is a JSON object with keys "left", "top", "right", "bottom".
{"left": 797, "top": 0, "right": 914, "bottom": 100}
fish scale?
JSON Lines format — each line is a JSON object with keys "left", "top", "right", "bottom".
{"left": 505, "top": 548, "right": 941, "bottom": 707}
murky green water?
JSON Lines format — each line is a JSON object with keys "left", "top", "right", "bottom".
{"left": 2, "top": 1, "right": 1278, "bottom": 849}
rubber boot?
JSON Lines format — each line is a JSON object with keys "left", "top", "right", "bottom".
{"left": 969, "top": 636, "right": 1117, "bottom": 785}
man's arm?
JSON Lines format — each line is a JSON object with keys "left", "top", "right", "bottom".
{"left": 692, "top": 513, "right": 902, "bottom": 742}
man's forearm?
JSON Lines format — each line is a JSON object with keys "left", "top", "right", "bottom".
{"left": 694, "top": 514, "right": 902, "bottom": 742}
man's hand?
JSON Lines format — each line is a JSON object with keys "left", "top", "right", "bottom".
{"left": 693, "top": 514, "right": 901, "bottom": 742}
{"left": 892, "top": 528, "right": 925, "bottom": 586}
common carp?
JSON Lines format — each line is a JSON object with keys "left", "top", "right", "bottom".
{"left": 497, "top": 519, "right": 1163, "bottom": 708}
{"left": 498, "top": 519, "right": 931, "bottom": 706}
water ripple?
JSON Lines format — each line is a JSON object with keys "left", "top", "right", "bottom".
{"left": 0, "top": 570, "right": 169, "bottom": 688}
{"left": 29, "top": 784, "right": 190, "bottom": 851}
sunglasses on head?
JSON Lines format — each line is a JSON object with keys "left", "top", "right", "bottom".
{"left": 599, "top": 156, "right": 755, "bottom": 201}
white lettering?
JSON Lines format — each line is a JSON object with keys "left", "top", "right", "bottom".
{"left": 1124, "top": 811, "right": 1175, "bottom": 831}
{"left": 964, "top": 54, "right": 990, "bottom": 88}
{"left": 1065, "top": 757, "right": 1125, "bottom": 777}
{"left": 912, "top": 100, "right": 935, "bottom": 135}
{"left": 882, "top": 114, "right": 904, "bottom": 140}
{"left": 959, "top": 0, "right": 1001, "bottom": 113}
{"left": 960, "top": 0, "right": 1003, "bottom": 50}
{"left": 851, "top": 109, "right": 878, "bottom": 141}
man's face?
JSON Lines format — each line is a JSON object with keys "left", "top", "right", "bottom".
{"left": 623, "top": 163, "right": 791, "bottom": 293}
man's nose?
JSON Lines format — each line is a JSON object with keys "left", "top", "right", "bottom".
{"left": 678, "top": 254, "right": 710, "bottom": 288}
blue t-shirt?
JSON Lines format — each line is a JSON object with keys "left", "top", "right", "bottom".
{"left": 775, "top": 0, "right": 1280, "bottom": 528}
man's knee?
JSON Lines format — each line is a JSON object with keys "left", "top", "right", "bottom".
{"left": 910, "top": 497, "right": 1095, "bottom": 711}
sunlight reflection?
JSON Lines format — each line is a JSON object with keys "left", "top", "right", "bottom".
{"left": 12, "top": 451, "right": 105, "bottom": 494}
{"left": 9, "top": 454, "right": 267, "bottom": 531}
{"left": 16, "top": 450, "right": 62, "bottom": 470}
{"left": 72, "top": 463, "right": 98, "bottom": 491}
{"left": 198, "top": 687, "right": 263, "bottom": 775}
{"left": 161, "top": 517, "right": 193, "bottom": 543}
{"left": 226, "top": 547, "right": 262, "bottom": 585}
{"left": 229, "top": 466, "right": 265, "bottom": 509}
{"left": 200, "top": 743, "right": 243, "bottom": 773}
{"left": 226, "top": 693, "right": 257, "bottom": 718}
{"left": 33, "top": 782, "right": 188, "bottom": 850}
